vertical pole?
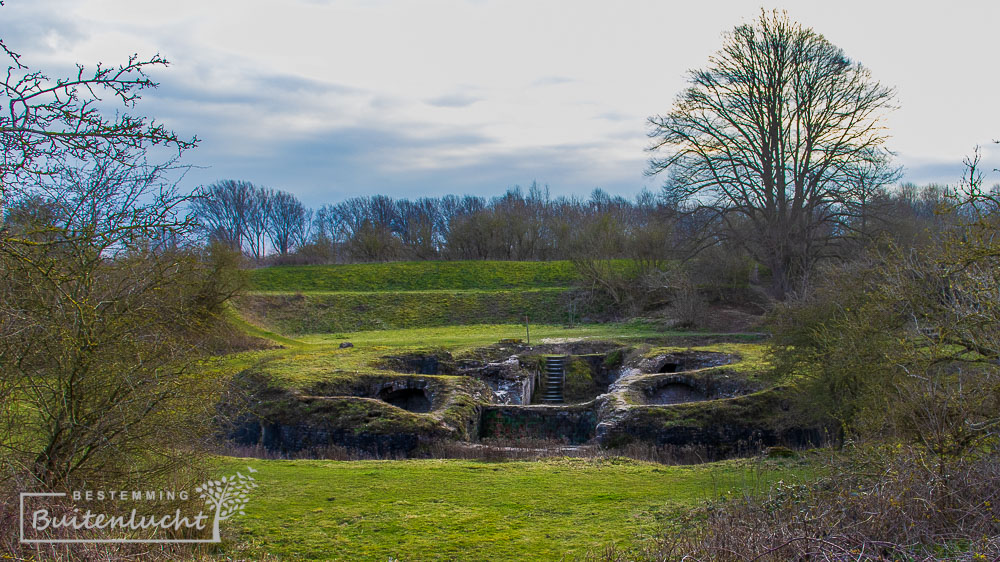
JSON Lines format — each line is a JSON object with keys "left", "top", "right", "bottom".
{"left": 525, "top": 314, "right": 530, "bottom": 346}
{"left": 561, "top": 356, "right": 566, "bottom": 398}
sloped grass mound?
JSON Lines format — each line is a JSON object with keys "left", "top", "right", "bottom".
{"left": 235, "top": 288, "right": 576, "bottom": 334}
{"left": 249, "top": 260, "right": 585, "bottom": 292}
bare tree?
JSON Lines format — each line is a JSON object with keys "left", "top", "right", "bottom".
{"left": 647, "top": 10, "right": 897, "bottom": 297}
{"left": 313, "top": 203, "right": 348, "bottom": 261}
{"left": 244, "top": 185, "right": 273, "bottom": 260}
{"left": 441, "top": 195, "right": 488, "bottom": 259}
{"left": 263, "top": 190, "right": 308, "bottom": 256}
{"left": 0, "top": 10, "right": 196, "bottom": 214}
{"left": 837, "top": 148, "right": 904, "bottom": 241}
{"left": 337, "top": 195, "right": 399, "bottom": 261}
{"left": 192, "top": 180, "right": 255, "bottom": 252}
{"left": 292, "top": 207, "right": 313, "bottom": 251}
{"left": 192, "top": 180, "right": 288, "bottom": 260}
{"left": 0, "top": 5, "right": 242, "bottom": 494}
{"left": 396, "top": 197, "right": 441, "bottom": 259}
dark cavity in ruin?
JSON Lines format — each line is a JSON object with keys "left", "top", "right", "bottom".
{"left": 378, "top": 387, "right": 432, "bottom": 413}
{"left": 646, "top": 382, "right": 707, "bottom": 405}
{"left": 658, "top": 362, "right": 681, "bottom": 373}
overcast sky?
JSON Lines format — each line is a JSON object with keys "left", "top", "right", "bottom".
{"left": 4, "top": 0, "right": 998, "bottom": 206}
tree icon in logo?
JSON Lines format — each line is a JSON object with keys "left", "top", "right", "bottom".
{"left": 195, "top": 467, "right": 259, "bottom": 542}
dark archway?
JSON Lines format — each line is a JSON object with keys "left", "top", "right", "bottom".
{"left": 646, "top": 382, "right": 706, "bottom": 405}
{"left": 378, "top": 388, "right": 432, "bottom": 413}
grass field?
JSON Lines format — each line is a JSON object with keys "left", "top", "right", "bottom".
{"left": 221, "top": 456, "right": 813, "bottom": 561}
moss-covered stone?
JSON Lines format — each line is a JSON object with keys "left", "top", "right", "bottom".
{"left": 598, "top": 387, "right": 836, "bottom": 454}
{"left": 225, "top": 369, "right": 491, "bottom": 455}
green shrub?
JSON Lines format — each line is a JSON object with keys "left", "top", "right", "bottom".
{"left": 603, "top": 349, "right": 624, "bottom": 369}
{"left": 766, "top": 446, "right": 797, "bottom": 459}
{"left": 562, "top": 358, "right": 598, "bottom": 402}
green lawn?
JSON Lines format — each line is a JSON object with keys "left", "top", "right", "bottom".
{"left": 221, "top": 456, "right": 811, "bottom": 561}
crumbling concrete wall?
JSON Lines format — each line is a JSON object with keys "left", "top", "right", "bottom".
{"left": 479, "top": 404, "right": 597, "bottom": 444}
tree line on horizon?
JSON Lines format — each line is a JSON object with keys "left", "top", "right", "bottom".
{"left": 192, "top": 175, "right": 978, "bottom": 281}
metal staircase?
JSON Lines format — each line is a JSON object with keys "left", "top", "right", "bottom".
{"left": 542, "top": 356, "right": 565, "bottom": 403}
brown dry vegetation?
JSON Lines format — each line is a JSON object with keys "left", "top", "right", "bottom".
{"left": 599, "top": 445, "right": 1000, "bottom": 561}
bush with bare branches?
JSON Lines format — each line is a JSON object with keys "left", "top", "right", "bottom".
{"left": 598, "top": 445, "right": 999, "bottom": 561}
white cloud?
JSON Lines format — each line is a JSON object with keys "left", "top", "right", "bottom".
{"left": 4, "top": 0, "right": 999, "bottom": 199}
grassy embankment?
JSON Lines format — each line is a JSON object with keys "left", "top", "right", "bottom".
{"left": 229, "top": 260, "right": 765, "bottom": 386}
{"left": 237, "top": 260, "right": 616, "bottom": 334}
{"left": 248, "top": 260, "right": 583, "bottom": 292}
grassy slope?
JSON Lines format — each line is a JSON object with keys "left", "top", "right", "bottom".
{"left": 239, "top": 260, "right": 625, "bottom": 334}
{"left": 249, "top": 260, "right": 584, "bottom": 292}
{"left": 297, "top": 322, "right": 676, "bottom": 347}
{"left": 235, "top": 289, "right": 574, "bottom": 334}
{"left": 224, "top": 456, "right": 811, "bottom": 561}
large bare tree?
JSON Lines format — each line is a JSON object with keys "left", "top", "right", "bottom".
{"left": 647, "top": 10, "right": 897, "bottom": 296}
{"left": 192, "top": 179, "right": 255, "bottom": 252}
{"left": 268, "top": 189, "right": 309, "bottom": 256}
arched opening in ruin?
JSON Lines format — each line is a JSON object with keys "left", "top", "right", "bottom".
{"left": 646, "top": 382, "right": 707, "bottom": 405}
{"left": 658, "top": 362, "right": 681, "bottom": 373}
{"left": 378, "top": 388, "right": 432, "bottom": 413}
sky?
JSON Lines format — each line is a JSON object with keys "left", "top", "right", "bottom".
{"left": 3, "top": 0, "right": 999, "bottom": 207}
